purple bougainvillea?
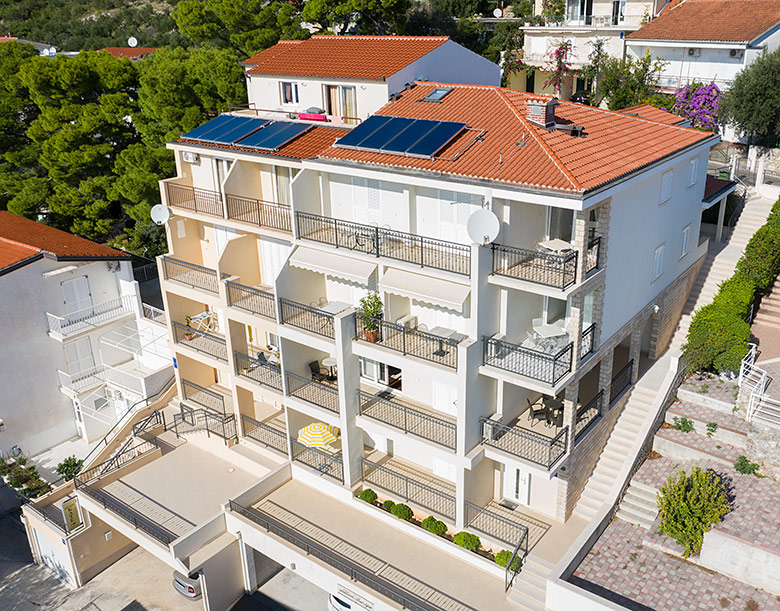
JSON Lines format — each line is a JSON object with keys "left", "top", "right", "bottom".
{"left": 673, "top": 82, "right": 722, "bottom": 130}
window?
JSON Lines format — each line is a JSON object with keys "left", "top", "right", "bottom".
{"left": 274, "top": 166, "right": 298, "bottom": 206}
{"left": 214, "top": 158, "right": 233, "bottom": 187}
{"left": 266, "top": 332, "right": 279, "bottom": 351}
{"left": 660, "top": 170, "right": 673, "bottom": 204}
{"left": 422, "top": 87, "right": 453, "bottom": 102}
{"left": 680, "top": 225, "right": 691, "bottom": 258}
{"left": 280, "top": 82, "right": 298, "bottom": 105}
{"left": 688, "top": 158, "right": 699, "bottom": 186}
{"left": 548, "top": 207, "right": 574, "bottom": 242}
{"left": 652, "top": 245, "right": 665, "bottom": 281}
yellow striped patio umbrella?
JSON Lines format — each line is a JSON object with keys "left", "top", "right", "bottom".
{"left": 297, "top": 422, "right": 338, "bottom": 447}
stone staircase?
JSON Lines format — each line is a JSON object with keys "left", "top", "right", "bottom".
{"left": 752, "top": 276, "right": 780, "bottom": 332}
{"left": 670, "top": 190, "right": 775, "bottom": 350}
{"left": 615, "top": 481, "right": 658, "bottom": 529}
{"left": 508, "top": 556, "right": 554, "bottom": 611}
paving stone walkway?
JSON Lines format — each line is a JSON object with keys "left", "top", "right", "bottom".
{"left": 679, "top": 372, "right": 740, "bottom": 405}
{"left": 656, "top": 427, "right": 742, "bottom": 464}
{"left": 667, "top": 400, "right": 749, "bottom": 434}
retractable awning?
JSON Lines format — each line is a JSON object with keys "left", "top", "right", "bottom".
{"left": 379, "top": 268, "right": 470, "bottom": 310}
{"left": 289, "top": 246, "right": 376, "bottom": 284}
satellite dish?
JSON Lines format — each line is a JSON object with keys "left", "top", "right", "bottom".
{"left": 128, "top": 36, "right": 138, "bottom": 48}
{"left": 48, "top": 47, "right": 57, "bottom": 56}
{"left": 150, "top": 204, "right": 172, "bottom": 226}
{"left": 467, "top": 208, "right": 500, "bottom": 245}
{"left": 493, "top": 7, "right": 503, "bottom": 17}
{"left": 42, "top": 48, "right": 50, "bottom": 56}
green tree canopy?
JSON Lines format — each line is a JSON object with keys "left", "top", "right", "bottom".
{"left": 302, "top": 0, "right": 411, "bottom": 35}
{"left": 720, "top": 47, "right": 780, "bottom": 145}
{"left": 597, "top": 51, "right": 667, "bottom": 110}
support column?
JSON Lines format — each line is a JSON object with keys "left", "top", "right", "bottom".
{"left": 334, "top": 311, "right": 362, "bottom": 488}
{"left": 594, "top": 199, "right": 611, "bottom": 270}
{"left": 563, "top": 381, "right": 579, "bottom": 453}
{"left": 569, "top": 291, "right": 584, "bottom": 373}
{"left": 574, "top": 210, "right": 588, "bottom": 284}
{"left": 628, "top": 327, "right": 642, "bottom": 383}
{"left": 716, "top": 195, "right": 727, "bottom": 243}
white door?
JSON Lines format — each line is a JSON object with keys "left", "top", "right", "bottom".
{"left": 33, "top": 527, "right": 75, "bottom": 586}
{"left": 64, "top": 337, "right": 95, "bottom": 374}
{"left": 503, "top": 467, "right": 531, "bottom": 506}
{"left": 432, "top": 380, "right": 458, "bottom": 416}
{"left": 62, "top": 276, "right": 92, "bottom": 314}
{"left": 260, "top": 237, "right": 292, "bottom": 286}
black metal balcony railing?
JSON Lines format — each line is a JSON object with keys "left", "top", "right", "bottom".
{"left": 285, "top": 371, "right": 340, "bottom": 413}
{"left": 480, "top": 417, "right": 568, "bottom": 469}
{"left": 182, "top": 379, "right": 226, "bottom": 414}
{"left": 161, "top": 256, "right": 219, "bottom": 294}
{"left": 355, "top": 314, "right": 459, "bottom": 370}
{"left": 22, "top": 495, "right": 68, "bottom": 534}
{"left": 580, "top": 323, "right": 596, "bottom": 359}
{"left": 609, "top": 359, "right": 634, "bottom": 405}
{"left": 483, "top": 336, "right": 572, "bottom": 385}
{"left": 290, "top": 438, "right": 344, "bottom": 483}
{"left": 164, "top": 182, "right": 223, "bottom": 218}
{"left": 225, "top": 281, "right": 276, "bottom": 319}
{"left": 279, "top": 298, "right": 336, "bottom": 338}
{"left": 172, "top": 408, "right": 236, "bottom": 442}
{"left": 228, "top": 500, "right": 439, "bottom": 611}
{"left": 492, "top": 243, "right": 578, "bottom": 289}
{"left": 464, "top": 501, "right": 529, "bottom": 551}
{"left": 357, "top": 391, "right": 456, "bottom": 450}
{"left": 225, "top": 193, "right": 292, "bottom": 233}
{"left": 575, "top": 389, "right": 604, "bottom": 444}
{"left": 233, "top": 351, "right": 283, "bottom": 391}
{"left": 172, "top": 321, "right": 228, "bottom": 362}
{"left": 296, "top": 211, "right": 471, "bottom": 276}
{"left": 586, "top": 236, "right": 601, "bottom": 273}
{"left": 361, "top": 458, "right": 456, "bottom": 521}
{"left": 241, "top": 414, "right": 288, "bottom": 456}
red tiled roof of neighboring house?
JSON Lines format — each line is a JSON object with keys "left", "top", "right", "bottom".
{"left": 620, "top": 103, "right": 689, "bottom": 126}
{"left": 243, "top": 36, "right": 450, "bottom": 79}
{"left": 0, "top": 212, "right": 129, "bottom": 265}
{"left": 177, "top": 124, "right": 348, "bottom": 159}
{"left": 628, "top": 0, "right": 780, "bottom": 43}
{"left": 0, "top": 36, "right": 17, "bottom": 43}
{"left": 101, "top": 47, "right": 157, "bottom": 60}
{"left": 703, "top": 175, "right": 737, "bottom": 202}
{"left": 318, "top": 83, "right": 715, "bottom": 194}
{"left": 0, "top": 238, "right": 42, "bottom": 272}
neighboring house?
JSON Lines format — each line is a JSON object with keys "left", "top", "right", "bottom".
{"left": 100, "top": 47, "right": 157, "bottom": 61}
{"left": 626, "top": 0, "right": 780, "bottom": 92}
{"left": 0, "top": 212, "right": 171, "bottom": 461}
{"left": 21, "top": 43, "right": 723, "bottom": 610}
{"left": 512, "top": 0, "right": 663, "bottom": 99}
{"left": 241, "top": 35, "right": 501, "bottom": 121}
{"left": 0, "top": 35, "right": 55, "bottom": 55}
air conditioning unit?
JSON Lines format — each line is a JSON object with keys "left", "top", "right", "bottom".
{"left": 396, "top": 314, "right": 417, "bottom": 329}
{"left": 687, "top": 48, "right": 701, "bottom": 57}
{"left": 729, "top": 49, "right": 744, "bottom": 59}
{"left": 482, "top": 413, "right": 503, "bottom": 440}
{"left": 182, "top": 151, "right": 200, "bottom": 164}
{"left": 106, "top": 388, "right": 123, "bottom": 401}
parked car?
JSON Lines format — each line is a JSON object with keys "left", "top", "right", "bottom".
{"left": 173, "top": 571, "right": 202, "bottom": 599}
{"left": 328, "top": 593, "right": 351, "bottom": 610}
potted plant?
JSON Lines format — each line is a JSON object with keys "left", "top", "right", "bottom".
{"left": 359, "top": 292, "right": 383, "bottom": 343}
{"left": 183, "top": 315, "right": 195, "bottom": 341}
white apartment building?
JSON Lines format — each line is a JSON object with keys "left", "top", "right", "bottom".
{"left": 21, "top": 38, "right": 722, "bottom": 611}
{"left": 0, "top": 212, "right": 172, "bottom": 463}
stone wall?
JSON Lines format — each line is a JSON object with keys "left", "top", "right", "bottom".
{"left": 746, "top": 421, "right": 780, "bottom": 479}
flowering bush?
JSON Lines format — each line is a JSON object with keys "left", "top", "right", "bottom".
{"left": 544, "top": 40, "right": 575, "bottom": 94}
{"left": 673, "top": 82, "right": 722, "bottom": 129}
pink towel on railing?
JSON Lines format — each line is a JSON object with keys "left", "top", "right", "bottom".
{"left": 298, "top": 112, "right": 328, "bottom": 122}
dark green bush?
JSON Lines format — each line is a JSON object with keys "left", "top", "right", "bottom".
{"left": 734, "top": 455, "right": 760, "bottom": 475}
{"left": 55, "top": 455, "right": 83, "bottom": 482}
{"left": 391, "top": 503, "right": 413, "bottom": 521}
{"left": 382, "top": 499, "right": 395, "bottom": 512}
{"left": 358, "top": 488, "right": 377, "bottom": 504}
{"left": 711, "top": 275, "right": 756, "bottom": 319}
{"left": 453, "top": 531, "right": 481, "bottom": 552}
{"left": 683, "top": 303, "right": 750, "bottom": 372}
{"left": 735, "top": 223, "right": 780, "bottom": 292}
{"left": 421, "top": 515, "right": 447, "bottom": 536}
{"left": 495, "top": 550, "right": 522, "bottom": 571}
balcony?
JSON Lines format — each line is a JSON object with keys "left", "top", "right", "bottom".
{"left": 480, "top": 416, "right": 568, "bottom": 470}
{"left": 181, "top": 378, "right": 231, "bottom": 414}
{"left": 575, "top": 390, "right": 605, "bottom": 444}
{"left": 172, "top": 408, "right": 237, "bottom": 442}
{"left": 483, "top": 335, "right": 573, "bottom": 385}
{"left": 172, "top": 321, "right": 228, "bottom": 362}
{"left": 58, "top": 364, "right": 105, "bottom": 394}
{"left": 163, "top": 182, "right": 223, "bottom": 218}
{"left": 355, "top": 314, "right": 461, "bottom": 370}
{"left": 285, "top": 371, "right": 340, "bottom": 414}
{"left": 580, "top": 323, "right": 596, "bottom": 359}
{"left": 279, "top": 298, "right": 337, "bottom": 338}
{"left": 47, "top": 295, "right": 135, "bottom": 339}
{"left": 225, "top": 193, "right": 292, "bottom": 233}
{"left": 234, "top": 351, "right": 283, "bottom": 391}
{"left": 160, "top": 256, "right": 219, "bottom": 295}
{"left": 290, "top": 438, "right": 344, "bottom": 483}
{"left": 357, "top": 390, "right": 456, "bottom": 451}
{"left": 241, "top": 413, "right": 288, "bottom": 456}
{"left": 361, "top": 454, "right": 456, "bottom": 521}
{"left": 142, "top": 303, "right": 166, "bottom": 325}
{"left": 609, "top": 359, "right": 634, "bottom": 405}
{"left": 225, "top": 280, "right": 276, "bottom": 319}
{"left": 296, "top": 211, "right": 471, "bottom": 276}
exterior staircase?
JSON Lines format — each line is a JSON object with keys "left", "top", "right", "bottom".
{"left": 752, "top": 276, "right": 780, "bottom": 332}
{"left": 615, "top": 481, "right": 659, "bottom": 529}
{"left": 508, "top": 556, "right": 554, "bottom": 611}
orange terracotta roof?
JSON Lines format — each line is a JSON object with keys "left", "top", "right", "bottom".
{"left": 0, "top": 212, "right": 129, "bottom": 262}
{"left": 621, "top": 103, "right": 688, "bottom": 126}
{"left": 0, "top": 36, "right": 17, "bottom": 43}
{"left": 0, "top": 238, "right": 42, "bottom": 272}
{"left": 177, "top": 124, "right": 348, "bottom": 159}
{"left": 703, "top": 175, "right": 736, "bottom": 202}
{"left": 243, "top": 36, "right": 450, "bottom": 79}
{"left": 318, "top": 83, "right": 715, "bottom": 194}
{"left": 628, "top": 0, "right": 780, "bottom": 43}
{"left": 101, "top": 47, "right": 157, "bottom": 59}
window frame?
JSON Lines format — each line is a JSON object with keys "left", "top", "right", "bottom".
{"left": 652, "top": 244, "right": 665, "bottom": 281}
{"left": 688, "top": 158, "right": 698, "bottom": 187}
{"left": 280, "top": 81, "right": 299, "bottom": 105}
{"left": 680, "top": 225, "right": 691, "bottom": 259}
{"left": 660, "top": 170, "right": 673, "bottom": 204}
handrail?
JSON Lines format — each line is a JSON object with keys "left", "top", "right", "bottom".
{"left": 225, "top": 280, "right": 276, "bottom": 319}
{"left": 225, "top": 193, "right": 292, "bottom": 232}
{"left": 172, "top": 321, "right": 228, "bottom": 361}
{"left": 182, "top": 379, "right": 226, "bottom": 414}
{"left": 241, "top": 414, "right": 288, "bottom": 455}
{"left": 483, "top": 335, "right": 572, "bottom": 385}
{"left": 172, "top": 408, "right": 236, "bottom": 443}
{"left": 77, "top": 437, "right": 158, "bottom": 484}
{"left": 279, "top": 298, "right": 337, "bottom": 338}
{"left": 234, "top": 351, "right": 283, "bottom": 391}
{"left": 161, "top": 255, "right": 219, "bottom": 294}
{"left": 286, "top": 371, "right": 340, "bottom": 413}
{"left": 609, "top": 359, "right": 634, "bottom": 405}
{"left": 580, "top": 323, "right": 596, "bottom": 358}
{"left": 20, "top": 494, "right": 68, "bottom": 534}
{"left": 131, "top": 409, "right": 165, "bottom": 437}
{"left": 464, "top": 500, "right": 529, "bottom": 549}
{"left": 491, "top": 242, "right": 578, "bottom": 289}
{"left": 504, "top": 529, "right": 527, "bottom": 592}
{"left": 290, "top": 438, "right": 344, "bottom": 482}
{"left": 164, "top": 182, "right": 223, "bottom": 218}
{"left": 480, "top": 416, "right": 568, "bottom": 469}
{"left": 47, "top": 295, "right": 135, "bottom": 337}
{"left": 575, "top": 389, "right": 604, "bottom": 444}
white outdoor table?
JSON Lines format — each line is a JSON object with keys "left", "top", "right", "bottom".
{"left": 539, "top": 238, "right": 574, "bottom": 253}
{"left": 533, "top": 323, "right": 567, "bottom": 339}
{"left": 319, "top": 301, "right": 350, "bottom": 315}
{"left": 322, "top": 356, "right": 338, "bottom": 379}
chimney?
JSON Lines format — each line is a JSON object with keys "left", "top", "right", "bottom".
{"left": 526, "top": 97, "right": 559, "bottom": 128}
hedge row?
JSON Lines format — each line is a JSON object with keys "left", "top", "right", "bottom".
{"left": 683, "top": 197, "right": 780, "bottom": 372}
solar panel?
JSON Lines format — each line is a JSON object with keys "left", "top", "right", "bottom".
{"left": 181, "top": 115, "right": 270, "bottom": 145}
{"left": 357, "top": 117, "right": 418, "bottom": 151}
{"left": 334, "top": 115, "right": 393, "bottom": 149}
{"left": 181, "top": 115, "right": 235, "bottom": 141}
{"left": 236, "top": 121, "right": 312, "bottom": 151}
{"left": 406, "top": 121, "right": 466, "bottom": 158}
{"left": 381, "top": 118, "right": 440, "bottom": 154}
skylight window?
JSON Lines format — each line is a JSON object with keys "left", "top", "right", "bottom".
{"left": 422, "top": 87, "right": 453, "bottom": 103}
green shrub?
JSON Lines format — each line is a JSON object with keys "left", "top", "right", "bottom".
{"left": 494, "top": 549, "right": 522, "bottom": 572}
{"left": 391, "top": 503, "right": 413, "bottom": 521}
{"left": 683, "top": 303, "right": 750, "bottom": 372}
{"left": 735, "top": 223, "right": 780, "bottom": 292}
{"left": 358, "top": 488, "right": 377, "bottom": 504}
{"left": 382, "top": 499, "right": 395, "bottom": 512}
{"left": 6, "top": 465, "right": 30, "bottom": 489}
{"left": 453, "top": 531, "right": 481, "bottom": 552}
{"left": 55, "top": 455, "right": 83, "bottom": 482}
{"left": 672, "top": 416, "right": 695, "bottom": 433}
{"left": 706, "top": 422, "right": 718, "bottom": 438}
{"left": 421, "top": 515, "right": 447, "bottom": 536}
{"left": 711, "top": 275, "right": 756, "bottom": 319}
{"left": 734, "top": 455, "right": 760, "bottom": 475}
{"left": 657, "top": 467, "right": 729, "bottom": 557}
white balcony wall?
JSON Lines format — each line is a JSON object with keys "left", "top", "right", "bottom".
{"left": 188, "top": 154, "right": 220, "bottom": 191}
{"left": 415, "top": 187, "right": 482, "bottom": 245}
{"left": 325, "top": 276, "right": 374, "bottom": 308}
{"left": 495, "top": 198, "right": 548, "bottom": 251}
{"left": 220, "top": 234, "right": 262, "bottom": 286}
{"left": 223, "top": 159, "right": 264, "bottom": 200}
{"left": 504, "top": 290, "right": 544, "bottom": 345}
{"left": 501, "top": 380, "right": 539, "bottom": 424}
{"left": 405, "top": 298, "right": 470, "bottom": 337}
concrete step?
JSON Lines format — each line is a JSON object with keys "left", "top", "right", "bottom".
{"left": 615, "top": 505, "right": 656, "bottom": 529}
{"left": 653, "top": 428, "right": 741, "bottom": 467}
